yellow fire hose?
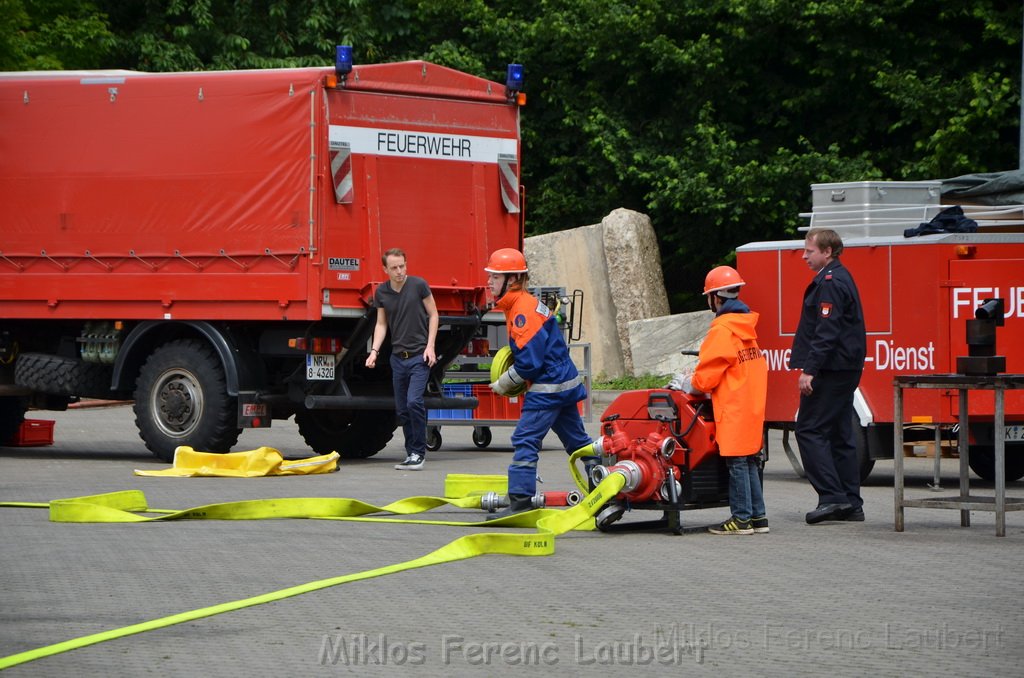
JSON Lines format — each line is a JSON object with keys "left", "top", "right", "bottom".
{"left": 0, "top": 462, "right": 624, "bottom": 670}
{"left": 490, "top": 346, "right": 528, "bottom": 397}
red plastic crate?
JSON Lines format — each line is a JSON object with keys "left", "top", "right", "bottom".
{"left": 472, "top": 385, "right": 525, "bottom": 421}
{"left": 472, "top": 385, "right": 495, "bottom": 418}
{"left": 6, "top": 419, "right": 55, "bottom": 447}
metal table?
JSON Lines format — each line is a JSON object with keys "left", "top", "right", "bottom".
{"left": 894, "top": 374, "right": 1024, "bottom": 537}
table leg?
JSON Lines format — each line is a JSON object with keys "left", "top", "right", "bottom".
{"left": 958, "top": 388, "right": 970, "bottom": 528}
{"left": 995, "top": 388, "right": 1005, "bottom": 537}
{"left": 894, "top": 385, "right": 904, "bottom": 532}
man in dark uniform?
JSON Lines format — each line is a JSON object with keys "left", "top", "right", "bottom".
{"left": 789, "top": 229, "right": 867, "bottom": 524}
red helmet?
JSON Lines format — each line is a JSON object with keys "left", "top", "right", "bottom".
{"left": 703, "top": 265, "right": 745, "bottom": 298}
{"left": 484, "top": 248, "right": 528, "bottom": 274}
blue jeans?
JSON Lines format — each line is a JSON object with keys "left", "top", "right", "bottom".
{"left": 390, "top": 354, "right": 430, "bottom": 458}
{"left": 726, "top": 454, "right": 765, "bottom": 522}
{"left": 508, "top": 402, "right": 592, "bottom": 497}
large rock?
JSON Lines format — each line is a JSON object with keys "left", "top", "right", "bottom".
{"left": 526, "top": 208, "right": 669, "bottom": 378}
{"left": 601, "top": 209, "right": 671, "bottom": 373}
{"left": 526, "top": 223, "right": 622, "bottom": 378}
{"left": 627, "top": 311, "right": 711, "bottom": 377}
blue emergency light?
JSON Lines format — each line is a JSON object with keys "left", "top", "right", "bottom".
{"left": 335, "top": 45, "right": 353, "bottom": 77}
{"left": 506, "top": 63, "right": 524, "bottom": 93}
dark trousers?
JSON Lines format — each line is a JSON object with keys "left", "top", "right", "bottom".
{"left": 508, "top": 401, "right": 592, "bottom": 497}
{"left": 795, "top": 369, "right": 863, "bottom": 508}
{"left": 390, "top": 354, "right": 430, "bottom": 458}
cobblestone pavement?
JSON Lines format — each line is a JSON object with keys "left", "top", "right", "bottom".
{"left": 1, "top": 399, "right": 1022, "bottom": 677}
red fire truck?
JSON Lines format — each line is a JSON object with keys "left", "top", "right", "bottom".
{"left": 0, "top": 54, "right": 525, "bottom": 461}
{"left": 737, "top": 181, "right": 1024, "bottom": 481}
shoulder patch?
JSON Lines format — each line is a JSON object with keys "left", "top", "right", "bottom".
{"left": 825, "top": 274, "right": 833, "bottom": 281}
{"left": 820, "top": 302, "right": 833, "bottom": 318}
{"left": 514, "top": 313, "right": 527, "bottom": 328}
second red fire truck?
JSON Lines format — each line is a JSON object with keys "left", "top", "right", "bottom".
{"left": 737, "top": 181, "right": 1024, "bottom": 481}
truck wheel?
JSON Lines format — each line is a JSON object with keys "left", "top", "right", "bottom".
{"left": 967, "top": 445, "right": 1024, "bottom": 482}
{"left": 133, "top": 339, "right": 240, "bottom": 462}
{"left": 15, "top": 353, "right": 118, "bottom": 399}
{"left": 0, "top": 396, "right": 28, "bottom": 445}
{"left": 295, "top": 409, "right": 396, "bottom": 459}
{"left": 788, "top": 413, "right": 876, "bottom": 481}
{"left": 853, "top": 417, "right": 875, "bottom": 482}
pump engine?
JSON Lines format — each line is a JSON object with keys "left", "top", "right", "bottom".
{"left": 589, "top": 389, "right": 734, "bottom": 533}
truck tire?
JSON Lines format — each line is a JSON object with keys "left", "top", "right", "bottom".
{"left": 295, "top": 409, "right": 397, "bottom": 459}
{"left": 15, "top": 353, "right": 116, "bottom": 399}
{"left": 0, "top": 396, "right": 28, "bottom": 445}
{"left": 133, "top": 339, "right": 240, "bottom": 462}
{"left": 967, "top": 445, "right": 1024, "bottom": 482}
{"left": 787, "top": 413, "right": 876, "bottom": 482}
{"left": 853, "top": 417, "right": 875, "bottom": 482}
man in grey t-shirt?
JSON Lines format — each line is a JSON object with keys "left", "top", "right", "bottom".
{"left": 366, "top": 248, "right": 438, "bottom": 470}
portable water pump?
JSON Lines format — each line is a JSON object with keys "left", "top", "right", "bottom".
{"left": 588, "top": 389, "right": 733, "bottom": 533}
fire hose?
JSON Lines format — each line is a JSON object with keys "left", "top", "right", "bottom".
{"left": 1, "top": 408, "right": 709, "bottom": 670}
{"left": 0, "top": 458, "right": 626, "bottom": 670}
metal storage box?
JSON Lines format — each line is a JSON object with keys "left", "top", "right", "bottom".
{"left": 811, "top": 181, "right": 942, "bottom": 210}
{"left": 804, "top": 180, "right": 943, "bottom": 236}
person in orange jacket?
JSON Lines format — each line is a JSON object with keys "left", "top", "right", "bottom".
{"left": 672, "top": 265, "right": 769, "bottom": 535}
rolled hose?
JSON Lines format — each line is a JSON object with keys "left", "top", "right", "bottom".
{"left": 489, "top": 346, "right": 528, "bottom": 397}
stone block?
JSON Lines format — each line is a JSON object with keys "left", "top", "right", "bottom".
{"left": 627, "top": 311, "right": 711, "bottom": 377}
{"left": 526, "top": 208, "right": 669, "bottom": 379}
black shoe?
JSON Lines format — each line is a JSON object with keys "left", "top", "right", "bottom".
{"left": 708, "top": 516, "right": 754, "bottom": 535}
{"left": 394, "top": 454, "right": 424, "bottom": 470}
{"left": 842, "top": 506, "right": 865, "bottom": 522}
{"left": 805, "top": 503, "right": 853, "bottom": 524}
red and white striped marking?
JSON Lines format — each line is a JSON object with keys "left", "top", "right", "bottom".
{"left": 498, "top": 153, "right": 520, "bottom": 214}
{"left": 330, "top": 141, "right": 353, "bottom": 204}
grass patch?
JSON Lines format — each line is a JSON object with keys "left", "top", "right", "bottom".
{"left": 592, "top": 373, "right": 670, "bottom": 390}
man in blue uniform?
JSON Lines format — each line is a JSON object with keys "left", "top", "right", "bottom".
{"left": 485, "top": 248, "right": 593, "bottom": 518}
{"left": 789, "top": 229, "right": 867, "bottom": 524}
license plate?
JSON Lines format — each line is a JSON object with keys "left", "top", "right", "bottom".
{"left": 1006, "top": 425, "right": 1024, "bottom": 442}
{"left": 306, "top": 354, "right": 335, "bottom": 380}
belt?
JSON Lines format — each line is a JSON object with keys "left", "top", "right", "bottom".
{"left": 397, "top": 351, "right": 417, "bottom": 359}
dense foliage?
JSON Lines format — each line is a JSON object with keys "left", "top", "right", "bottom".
{"left": 4, "top": 0, "right": 1021, "bottom": 309}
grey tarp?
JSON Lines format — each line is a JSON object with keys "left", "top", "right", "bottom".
{"left": 941, "top": 170, "right": 1024, "bottom": 205}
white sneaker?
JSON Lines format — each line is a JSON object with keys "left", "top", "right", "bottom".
{"left": 394, "top": 454, "right": 425, "bottom": 471}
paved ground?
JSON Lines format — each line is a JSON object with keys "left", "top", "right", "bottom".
{"left": 1, "top": 398, "right": 1022, "bottom": 677}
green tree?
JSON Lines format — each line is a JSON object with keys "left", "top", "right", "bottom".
{"left": 1, "top": 0, "right": 115, "bottom": 70}
{"left": 7, "top": 0, "right": 1021, "bottom": 310}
